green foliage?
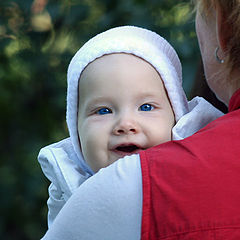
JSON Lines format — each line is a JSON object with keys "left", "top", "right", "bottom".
{"left": 0, "top": 0, "right": 198, "bottom": 239}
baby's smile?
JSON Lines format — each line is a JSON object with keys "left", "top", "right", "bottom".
{"left": 111, "top": 143, "right": 145, "bottom": 158}
{"left": 116, "top": 144, "right": 140, "bottom": 153}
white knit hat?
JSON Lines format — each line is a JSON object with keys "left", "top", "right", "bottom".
{"left": 66, "top": 25, "right": 189, "bottom": 174}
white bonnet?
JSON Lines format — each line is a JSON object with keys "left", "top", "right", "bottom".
{"left": 66, "top": 25, "right": 189, "bottom": 174}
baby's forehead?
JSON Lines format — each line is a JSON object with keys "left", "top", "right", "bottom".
{"left": 80, "top": 53, "right": 159, "bottom": 80}
{"left": 78, "top": 53, "right": 168, "bottom": 105}
{"left": 81, "top": 53, "right": 137, "bottom": 71}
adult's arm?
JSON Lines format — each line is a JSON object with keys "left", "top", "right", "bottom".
{"left": 41, "top": 154, "right": 142, "bottom": 240}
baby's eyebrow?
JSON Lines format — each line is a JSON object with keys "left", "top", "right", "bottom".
{"left": 86, "top": 96, "right": 111, "bottom": 105}
{"left": 136, "top": 92, "right": 165, "bottom": 100}
{"left": 83, "top": 97, "right": 112, "bottom": 110}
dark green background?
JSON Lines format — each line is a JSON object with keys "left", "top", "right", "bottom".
{"left": 0, "top": 0, "right": 227, "bottom": 239}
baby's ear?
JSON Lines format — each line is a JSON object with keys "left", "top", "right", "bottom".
{"left": 216, "top": 3, "right": 232, "bottom": 52}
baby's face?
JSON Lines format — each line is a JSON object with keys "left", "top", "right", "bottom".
{"left": 78, "top": 53, "right": 175, "bottom": 172}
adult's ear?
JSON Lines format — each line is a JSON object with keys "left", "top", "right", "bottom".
{"left": 216, "top": 3, "right": 232, "bottom": 52}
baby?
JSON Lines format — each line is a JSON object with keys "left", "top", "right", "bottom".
{"left": 38, "top": 26, "right": 223, "bottom": 227}
{"left": 78, "top": 53, "right": 175, "bottom": 172}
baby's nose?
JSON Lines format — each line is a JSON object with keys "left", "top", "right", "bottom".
{"left": 113, "top": 118, "right": 139, "bottom": 135}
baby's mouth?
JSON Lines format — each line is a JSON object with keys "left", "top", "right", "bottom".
{"left": 112, "top": 143, "right": 145, "bottom": 156}
{"left": 116, "top": 145, "right": 140, "bottom": 153}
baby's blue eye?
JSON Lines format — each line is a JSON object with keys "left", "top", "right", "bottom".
{"left": 96, "top": 108, "right": 112, "bottom": 115}
{"left": 139, "top": 104, "right": 154, "bottom": 111}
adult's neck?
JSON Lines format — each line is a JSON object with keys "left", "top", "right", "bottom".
{"left": 224, "top": 70, "right": 240, "bottom": 106}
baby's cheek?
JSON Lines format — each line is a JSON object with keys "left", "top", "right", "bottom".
{"left": 151, "top": 129, "right": 172, "bottom": 146}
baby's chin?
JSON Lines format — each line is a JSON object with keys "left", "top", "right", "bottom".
{"left": 89, "top": 158, "right": 117, "bottom": 173}
{"left": 108, "top": 150, "right": 140, "bottom": 166}
{"left": 90, "top": 150, "right": 141, "bottom": 173}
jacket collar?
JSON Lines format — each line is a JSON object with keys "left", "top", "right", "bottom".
{"left": 228, "top": 88, "right": 240, "bottom": 112}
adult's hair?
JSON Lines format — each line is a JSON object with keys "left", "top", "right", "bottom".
{"left": 193, "top": 0, "right": 240, "bottom": 73}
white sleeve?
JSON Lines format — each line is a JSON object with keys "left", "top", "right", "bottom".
{"left": 41, "top": 154, "right": 142, "bottom": 240}
{"left": 38, "top": 139, "right": 90, "bottom": 227}
{"left": 47, "top": 183, "right": 66, "bottom": 227}
{"left": 38, "top": 147, "right": 68, "bottom": 227}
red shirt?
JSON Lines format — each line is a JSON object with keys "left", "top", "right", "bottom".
{"left": 140, "top": 89, "right": 240, "bottom": 240}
